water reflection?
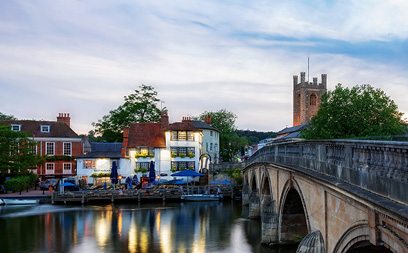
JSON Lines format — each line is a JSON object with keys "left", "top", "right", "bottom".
{"left": 0, "top": 202, "right": 296, "bottom": 253}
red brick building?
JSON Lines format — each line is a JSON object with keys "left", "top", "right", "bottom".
{"left": 1, "top": 113, "right": 83, "bottom": 180}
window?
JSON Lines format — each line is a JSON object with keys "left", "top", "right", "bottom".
{"left": 11, "top": 124, "right": 21, "bottom": 131}
{"left": 41, "top": 125, "right": 50, "bottom": 133}
{"left": 297, "top": 94, "right": 301, "bottom": 105}
{"left": 84, "top": 160, "right": 96, "bottom": 168}
{"left": 210, "top": 143, "right": 213, "bottom": 151}
{"left": 46, "top": 163, "right": 54, "bottom": 174}
{"left": 46, "top": 142, "right": 55, "bottom": 155}
{"left": 210, "top": 131, "right": 213, "bottom": 137}
{"left": 214, "top": 144, "right": 218, "bottom": 152}
{"left": 134, "top": 147, "right": 154, "bottom": 157}
{"left": 171, "top": 131, "right": 178, "bottom": 141}
{"left": 136, "top": 162, "right": 149, "bottom": 170}
{"left": 63, "top": 163, "right": 72, "bottom": 174}
{"left": 206, "top": 143, "right": 208, "bottom": 151}
{"left": 63, "top": 142, "right": 72, "bottom": 156}
{"left": 310, "top": 93, "right": 317, "bottom": 106}
{"left": 171, "top": 161, "right": 195, "bottom": 171}
{"left": 170, "top": 147, "right": 195, "bottom": 157}
{"left": 187, "top": 131, "right": 194, "bottom": 141}
{"left": 178, "top": 131, "right": 186, "bottom": 140}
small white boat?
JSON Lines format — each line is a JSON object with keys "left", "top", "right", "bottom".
{"left": 3, "top": 199, "right": 40, "bottom": 205}
{"left": 181, "top": 194, "right": 222, "bottom": 201}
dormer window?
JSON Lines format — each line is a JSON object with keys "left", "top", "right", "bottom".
{"left": 41, "top": 125, "right": 50, "bottom": 133}
{"left": 11, "top": 124, "right": 21, "bottom": 131}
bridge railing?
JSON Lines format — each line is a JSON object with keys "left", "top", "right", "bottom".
{"left": 246, "top": 139, "right": 408, "bottom": 204}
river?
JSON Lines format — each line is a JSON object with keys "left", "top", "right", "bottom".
{"left": 0, "top": 201, "right": 297, "bottom": 253}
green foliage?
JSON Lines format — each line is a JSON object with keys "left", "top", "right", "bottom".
{"left": 0, "top": 112, "right": 17, "bottom": 120}
{"left": 195, "top": 109, "right": 237, "bottom": 162}
{"left": 92, "top": 85, "right": 163, "bottom": 142}
{"left": 235, "top": 130, "right": 276, "bottom": 145}
{"left": 4, "top": 173, "right": 38, "bottom": 192}
{"left": 0, "top": 125, "right": 41, "bottom": 175}
{"left": 225, "top": 168, "right": 243, "bottom": 184}
{"left": 301, "top": 84, "right": 406, "bottom": 140}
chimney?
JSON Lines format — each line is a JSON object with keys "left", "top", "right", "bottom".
{"left": 122, "top": 127, "right": 130, "bottom": 158}
{"left": 205, "top": 116, "right": 211, "bottom": 124}
{"left": 182, "top": 116, "right": 191, "bottom": 122}
{"left": 57, "top": 113, "right": 71, "bottom": 127}
{"left": 161, "top": 111, "right": 169, "bottom": 130}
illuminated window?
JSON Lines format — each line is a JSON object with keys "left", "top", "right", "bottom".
{"left": 178, "top": 131, "right": 186, "bottom": 140}
{"left": 171, "top": 131, "right": 178, "bottom": 141}
{"left": 84, "top": 160, "right": 96, "bottom": 168}
{"left": 187, "top": 131, "right": 194, "bottom": 141}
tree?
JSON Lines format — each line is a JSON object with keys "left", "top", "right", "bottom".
{"left": 0, "top": 112, "right": 16, "bottom": 120}
{"left": 0, "top": 125, "right": 41, "bottom": 175}
{"left": 196, "top": 109, "right": 238, "bottom": 162}
{"left": 92, "top": 85, "right": 163, "bottom": 142}
{"left": 301, "top": 84, "right": 406, "bottom": 140}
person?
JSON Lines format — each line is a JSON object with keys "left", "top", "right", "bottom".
{"left": 49, "top": 183, "right": 54, "bottom": 194}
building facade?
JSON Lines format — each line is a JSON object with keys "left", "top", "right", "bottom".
{"left": 1, "top": 113, "right": 83, "bottom": 180}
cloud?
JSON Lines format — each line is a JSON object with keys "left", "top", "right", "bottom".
{"left": 1, "top": 0, "right": 408, "bottom": 135}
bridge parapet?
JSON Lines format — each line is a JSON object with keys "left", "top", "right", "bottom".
{"left": 246, "top": 139, "right": 408, "bottom": 204}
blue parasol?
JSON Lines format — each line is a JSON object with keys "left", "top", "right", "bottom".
{"left": 149, "top": 161, "right": 156, "bottom": 183}
{"left": 110, "top": 161, "right": 118, "bottom": 186}
{"left": 174, "top": 180, "right": 187, "bottom": 185}
{"left": 209, "top": 180, "right": 220, "bottom": 184}
{"left": 220, "top": 180, "right": 232, "bottom": 184}
{"left": 171, "top": 170, "right": 204, "bottom": 177}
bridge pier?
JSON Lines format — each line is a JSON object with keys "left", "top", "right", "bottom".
{"left": 242, "top": 184, "right": 250, "bottom": 205}
{"left": 261, "top": 195, "right": 279, "bottom": 245}
{"left": 248, "top": 190, "right": 260, "bottom": 219}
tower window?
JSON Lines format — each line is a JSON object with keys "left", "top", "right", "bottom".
{"left": 297, "top": 94, "right": 301, "bottom": 105}
{"left": 310, "top": 94, "right": 317, "bottom": 106}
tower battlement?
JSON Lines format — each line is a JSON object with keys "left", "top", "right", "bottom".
{"left": 293, "top": 72, "right": 327, "bottom": 90}
{"left": 293, "top": 72, "right": 327, "bottom": 126}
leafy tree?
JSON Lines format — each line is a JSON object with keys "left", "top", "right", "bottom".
{"left": 0, "top": 112, "right": 16, "bottom": 120}
{"left": 0, "top": 125, "right": 41, "bottom": 175}
{"left": 92, "top": 85, "right": 163, "bottom": 142}
{"left": 301, "top": 84, "right": 406, "bottom": 139}
{"left": 196, "top": 109, "right": 238, "bottom": 162}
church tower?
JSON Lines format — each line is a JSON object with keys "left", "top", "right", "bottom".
{"left": 293, "top": 72, "right": 327, "bottom": 126}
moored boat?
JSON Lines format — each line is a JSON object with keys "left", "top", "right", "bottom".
{"left": 181, "top": 194, "right": 222, "bottom": 201}
{"left": 0, "top": 199, "right": 4, "bottom": 205}
{"left": 3, "top": 199, "right": 40, "bottom": 205}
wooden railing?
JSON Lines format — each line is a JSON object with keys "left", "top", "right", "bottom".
{"left": 246, "top": 139, "right": 408, "bottom": 204}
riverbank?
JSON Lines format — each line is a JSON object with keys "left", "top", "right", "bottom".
{"left": 0, "top": 188, "right": 52, "bottom": 204}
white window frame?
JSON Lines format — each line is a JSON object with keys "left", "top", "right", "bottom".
{"left": 63, "top": 163, "right": 72, "bottom": 174}
{"left": 11, "top": 124, "right": 21, "bottom": 131}
{"left": 46, "top": 163, "right": 55, "bottom": 174}
{"left": 41, "top": 125, "right": 50, "bottom": 133}
{"left": 46, "top": 142, "right": 55, "bottom": 156}
{"left": 63, "top": 142, "right": 72, "bottom": 156}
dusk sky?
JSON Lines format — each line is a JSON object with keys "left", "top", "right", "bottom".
{"left": 1, "top": 1, "right": 408, "bottom": 135}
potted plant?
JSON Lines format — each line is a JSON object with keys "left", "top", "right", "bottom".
{"left": 180, "top": 166, "right": 186, "bottom": 171}
{"left": 171, "top": 166, "right": 177, "bottom": 173}
{"left": 171, "top": 152, "right": 177, "bottom": 158}
{"left": 188, "top": 152, "right": 195, "bottom": 158}
{"left": 141, "top": 167, "right": 148, "bottom": 176}
{"left": 179, "top": 153, "right": 186, "bottom": 158}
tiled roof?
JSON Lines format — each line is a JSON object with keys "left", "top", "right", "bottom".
{"left": 127, "top": 123, "right": 166, "bottom": 148}
{"left": 0, "top": 120, "right": 79, "bottom": 138}
{"left": 277, "top": 124, "right": 309, "bottom": 135}
{"left": 191, "top": 120, "right": 219, "bottom": 132}
{"left": 77, "top": 142, "right": 122, "bottom": 158}
{"left": 166, "top": 121, "right": 197, "bottom": 131}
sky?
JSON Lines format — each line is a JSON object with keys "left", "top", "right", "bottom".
{"left": 1, "top": 0, "right": 408, "bottom": 135}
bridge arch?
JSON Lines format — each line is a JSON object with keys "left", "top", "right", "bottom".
{"left": 333, "top": 221, "right": 399, "bottom": 253}
{"left": 260, "top": 165, "right": 272, "bottom": 197}
{"left": 278, "top": 178, "right": 310, "bottom": 243}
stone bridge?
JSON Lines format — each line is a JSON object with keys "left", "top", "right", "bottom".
{"left": 242, "top": 139, "right": 408, "bottom": 252}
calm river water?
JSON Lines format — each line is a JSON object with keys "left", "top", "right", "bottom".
{"left": 0, "top": 201, "right": 297, "bottom": 253}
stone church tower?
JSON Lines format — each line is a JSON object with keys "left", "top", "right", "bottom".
{"left": 293, "top": 72, "right": 327, "bottom": 126}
